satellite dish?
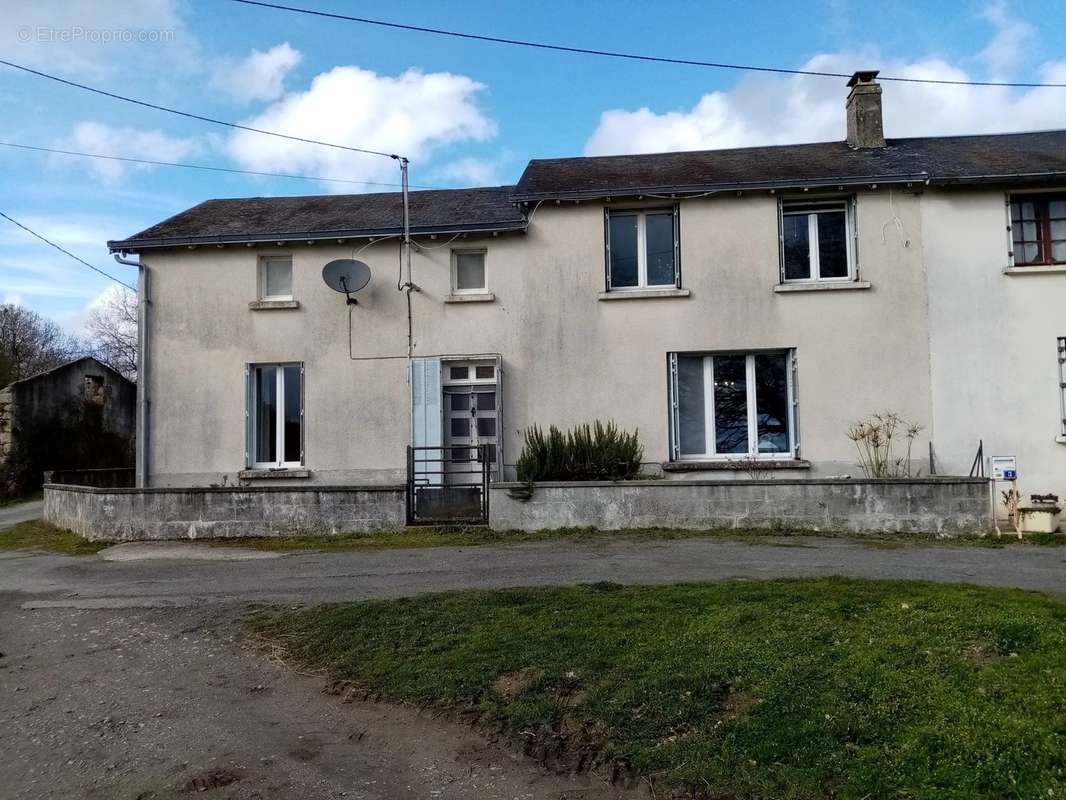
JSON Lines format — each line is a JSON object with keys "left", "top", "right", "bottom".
{"left": 322, "top": 259, "right": 372, "bottom": 295}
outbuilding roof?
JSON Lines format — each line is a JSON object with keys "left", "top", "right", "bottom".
{"left": 512, "top": 130, "right": 1066, "bottom": 201}
{"left": 108, "top": 185, "right": 527, "bottom": 252}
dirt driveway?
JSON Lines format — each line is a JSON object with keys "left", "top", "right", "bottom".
{"left": 0, "top": 599, "right": 641, "bottom": 800}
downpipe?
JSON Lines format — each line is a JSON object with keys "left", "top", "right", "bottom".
{"left": 114, "top": 252, "right": 149, "bottom": 488}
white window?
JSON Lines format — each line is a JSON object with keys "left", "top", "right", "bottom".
{"left": 780, "top": 199, "right": 855, "bottom": 282}
{"left": 247, "top": 363, "right": 303, "bottom": 468}
{"left": 1059, "top": 337, "right": 1066, "bottom": 436}
{"left": 669, "top": 351, "right": 795, "bottom": 460}
{"left": 259, "top": 255, "right": 293, "bottom": 300}
{"left": 451, "top": 249, "right": 486, "bottom": 294}
{"left": 605, "top": 207, "right": 679, "bottom": 290}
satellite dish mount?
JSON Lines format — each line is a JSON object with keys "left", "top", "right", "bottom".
{"left": 339, "top": 274, "right": 357, "bottom": 305}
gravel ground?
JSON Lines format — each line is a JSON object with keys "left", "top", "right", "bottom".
{"left": 0, "top": 500, "right": 44, "bottom": 531}
{"left": 0, "top": 597, "right": 643, "bottom": 800}
{"left": 3, "top": 534, "right": 1063, "bottom": 611}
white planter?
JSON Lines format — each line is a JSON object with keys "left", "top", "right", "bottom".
{"left": 1017, "top": 506, "right": 1062, "bottom": 534}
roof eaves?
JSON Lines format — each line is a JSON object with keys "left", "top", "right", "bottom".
{"left": 510, "top": 172, "right": 934, "bottom": 203}
{"left": 108, "top": 219, "right": 528, "bottom": 252}
{"left": 926, "top": 170, "right": 1066, "bottom": 187}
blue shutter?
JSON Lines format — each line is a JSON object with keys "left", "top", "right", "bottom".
{"left": 410, "top": 357, "right": 442, "bottom": 479}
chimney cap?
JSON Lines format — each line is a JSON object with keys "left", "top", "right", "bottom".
{"left": 847, "top": 70, "right": 880, "bottom": 87}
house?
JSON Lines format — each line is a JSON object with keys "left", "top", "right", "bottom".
{"left": 0, "top": 356, "right": 136, "bottom": 494}
{"left": 107, "top": 71, "right": 1066, "bottom": 511}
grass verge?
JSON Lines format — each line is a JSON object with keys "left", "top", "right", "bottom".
{"left": 252, "top": 579, "right": 1066, "bottom": 799}
{"left": 210, "top": 525, "right": 1065, "bottom": 552}
{"left": 0, "top": 520, "right": 109, "bottom": 555}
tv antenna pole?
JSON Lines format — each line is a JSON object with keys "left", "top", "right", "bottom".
{"left": 393, "top": 154, "right": 415, "bottom": 356}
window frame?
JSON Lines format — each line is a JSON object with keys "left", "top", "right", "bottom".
{"left": 258, "top": 255, "right": 294, "bottom": 301}
{"left": 1059, "top": 337, "right": 1066, "bottom": 437}
{"left": 668, "top": 350, "right": 797, "bottom": 461}
{"left": 604, "top": 205, "right": 681, "bottom": 291}
{"left": 450, "top": 248, "right": 488, "bottom": 295}
{"left": 246, "top": 361, "right": 304, "bottom": 469}
{"left": 779, "top": 197, "right": 857, "bottom": 283}
{"left": 1008, "top": 192, "right": 1066, "bottom": 267}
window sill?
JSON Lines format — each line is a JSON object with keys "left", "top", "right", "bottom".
{"left": 773, "top": 281, "right": 871, "bottom": 293}
{"left": 662, "top": 459, "right": 811, "bottom": 472}
{"left": 1003, "top": 265, "right": 1066, "bottom": 275}
{"left": 444, "top": 292, "right": 495, "bottom": 303}
{"left": 249, "top": 299, "right": 300, "bottom": 310}
{"left": 239, "top": 468, "right": 311, "bottom": 479}
{"left": 1056, "top": 435, "right": 1066, "bottom": 445}
{"left": 598, "top": 288, "right": 690, "bottom": 301}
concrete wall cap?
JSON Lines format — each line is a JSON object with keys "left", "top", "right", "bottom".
{"left": 490, "top": 477, "right": 990, "bottom": 489}
{"left": 44, "top": 483, "right": 405, "bottom": 495}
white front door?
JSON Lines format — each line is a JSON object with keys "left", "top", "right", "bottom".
{"left": 442, "top": 360, "right": 499, "bottom": 485}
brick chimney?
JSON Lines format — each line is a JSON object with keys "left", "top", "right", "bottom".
{"left": 846, "top": 70, "right": 885, "bottom": 148}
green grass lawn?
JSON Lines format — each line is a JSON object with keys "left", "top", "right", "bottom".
{"left": 0, "top": 520, "right": 110, "bottom": 555}
{"left": 252, "top": 579, "right": 1066, "bottom": 799}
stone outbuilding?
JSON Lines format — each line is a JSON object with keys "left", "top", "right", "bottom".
{"left": 0, "top": 357, "right": 135, "bottom": 492}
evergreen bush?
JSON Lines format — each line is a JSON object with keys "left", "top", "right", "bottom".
{"left": 515, "top": 421, "right": 643, "bottom": 482}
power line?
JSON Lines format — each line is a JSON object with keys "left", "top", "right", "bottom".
{"left": 0, "top": 58, "right": 406, "bottom": 160}
{"left": 229, "top": 0, "right": 1066, "bottom": 89}
{"left": 0, "top": 211, "right": 137, "bottom": 292}
{"left": 0, "top": 141, "right": 437, "bottom": 189}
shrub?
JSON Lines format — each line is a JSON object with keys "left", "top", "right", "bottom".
{"left": 845, "top": 411, "right": 923, "bottom": 478}
{"left": 515, "top": 421, "right": 643, "bottom": 482}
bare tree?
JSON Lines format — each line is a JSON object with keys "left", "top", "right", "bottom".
{"left": 0, "top": 304, "right": 83, "bottom": 384}
{"left": 86, "top": 287, "right": 138, "bottom": 380}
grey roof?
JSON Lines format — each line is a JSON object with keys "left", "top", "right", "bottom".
{"left": 1, "top": 356, "right": 131, "bottom": 392}
{"left": 108, "top": 185, "right": 526, "bottom": 251}
{"left": 513, "top": 130, "right": 1066, "bottom": 201}
{"left": 109, "top": 130, "right": 1066, "bottom": 252}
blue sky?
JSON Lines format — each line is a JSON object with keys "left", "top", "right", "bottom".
{"left": 2, "top": 0, "right": 1065, "bottom": 329}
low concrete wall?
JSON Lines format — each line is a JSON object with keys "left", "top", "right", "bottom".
{"left": 44, "top": 483, "right": 406, "bottom": 541}
{"left": 489, "top": 478, "right": 992, "bottom": 535}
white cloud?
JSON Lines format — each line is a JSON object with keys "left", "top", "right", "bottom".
{"left": 63, "top": 282, "right": 132, "bottom": 336}
{"left": 59, "top": 121, "right": 200, "bottom": 182}
{"left": 979, "top": 0, "right": 1034, "bottom": 78}
{"left": 212, "top": 42, "right": 302, "bottom": 103}
{"left": 584, "top": 53, "right": 1066, "bottom": 156}
{"left": 3, "top": 0, "right": 197, "bottom": 77}
{"left": 434, "top": 155, "right": 509, "bottom": 187}
{"left": 226, "top": 66, "right": 497, "bottom": 192}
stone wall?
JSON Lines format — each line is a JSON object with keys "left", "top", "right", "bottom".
{"left": 44, "top": 483, "right": 406, "bottom": 541}
{"left": 0, "top": 385, "right": 13, "bottom": 462}
{"left": 489, "top": 478, "right": 992, "bottom": 535}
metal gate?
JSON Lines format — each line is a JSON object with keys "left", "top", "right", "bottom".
{"left": 406, "top": 445, "right": 489, "bottom": 525}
